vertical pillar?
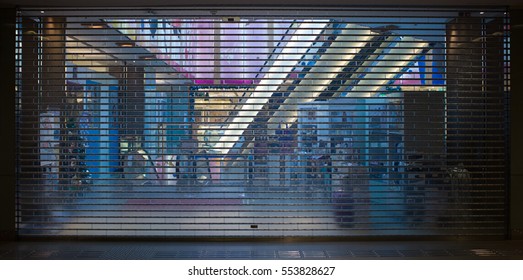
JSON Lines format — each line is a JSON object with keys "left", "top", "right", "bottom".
{"left": 0, "top": 8, "right": 15, "bottom": 240}
{"left": 447, "top": 15, "right": 505, "bottom": 177}
{"left": 17, "top": 16, "right": 67, "bottom": 232}
{"left": 41, "top": 17, "right": 67, "bottom": 108}
{"left": 19, "top": 17, "right": 66, "bottom": 176}
{"left": 446, "top": 16, "right": 485, "bottom": 172}
{"left": 446, "top": 14, "right": 506, "bottom": 231}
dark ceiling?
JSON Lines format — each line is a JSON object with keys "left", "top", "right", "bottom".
{"left": 1, "top": 0, "right": 522, "bottom": 8}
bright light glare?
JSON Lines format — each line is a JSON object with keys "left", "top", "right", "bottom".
{"left": 218, "top": 20, "right": 328, "bottom": 154}
{"left": 267, "top": 24, "right": 374, "bottom": 126}
{"left": 347, "top": 39, "right": 429, "bottom": 98}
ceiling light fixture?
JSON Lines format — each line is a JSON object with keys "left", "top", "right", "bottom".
{"left": 116, "top": 42, "right": 135, "bottom": 48}
{"left": 139, "top": 55, "right": 155, "bottom": 60}
{"left": 81, "top": 23, "right": 107, "bottom": 29}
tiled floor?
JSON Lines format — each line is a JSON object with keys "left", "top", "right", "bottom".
{"left": 1, "top": 239, "right": 523, "bottom": 259}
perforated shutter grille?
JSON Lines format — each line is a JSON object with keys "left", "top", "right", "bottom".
{"left": 15, "top": 7, "right": 510, "bottom": 237}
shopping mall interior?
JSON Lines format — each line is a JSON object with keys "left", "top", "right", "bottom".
{"left": 1, "top": 0, "right": 523, "bottom": 259}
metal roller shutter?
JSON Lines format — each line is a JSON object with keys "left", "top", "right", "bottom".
{"left": 15, "top": 7, "right": 510, "bottom": 238}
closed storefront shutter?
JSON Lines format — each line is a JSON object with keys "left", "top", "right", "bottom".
{"left": 15, "top": 7, "right": 510, "bottom": 238}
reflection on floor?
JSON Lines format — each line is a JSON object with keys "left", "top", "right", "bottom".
{"left": 1, "top": 240, "right": 522, "bottom": 259}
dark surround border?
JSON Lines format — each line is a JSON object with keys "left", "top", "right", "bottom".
{"left": 0, "top": 1, "right": 520, "bottom": 9}
{"left": 0, "top": 7, "right": 15, "bottom": 241}
{"left": 2, "top": 4, "right": 519, "bottom": 241}
{"left": 511, "top": 9, "right": 523, "bottom": 239}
